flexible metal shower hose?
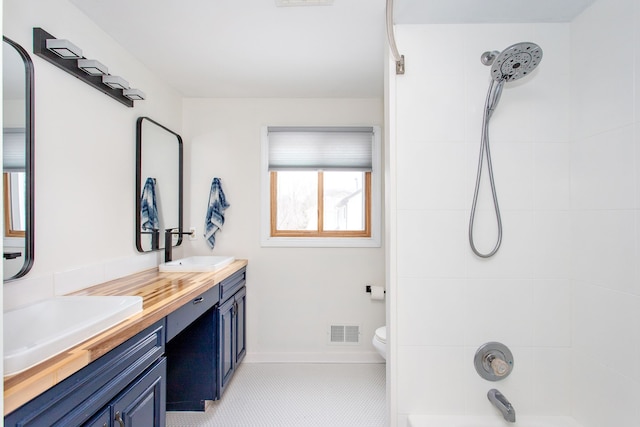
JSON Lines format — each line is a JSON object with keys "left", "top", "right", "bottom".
{"left": 469, "top": 79, "right": 505, "bottom": 258}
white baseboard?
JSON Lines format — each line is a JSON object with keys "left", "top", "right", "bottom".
{"left": 243, "top": 351, "right": 385, "bottom": 364}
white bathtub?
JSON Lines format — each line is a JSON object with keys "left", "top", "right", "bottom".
{"left": 408, "top": 415, "right": 583, "bottom": 427}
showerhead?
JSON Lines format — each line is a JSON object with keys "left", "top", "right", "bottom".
{"left": 470, "top": 43, "right": 542, "bottom": 258}
{"left": 489, "top": 42, "right": 543, "bottom": 82}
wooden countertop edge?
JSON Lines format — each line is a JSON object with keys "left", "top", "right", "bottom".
{"left": 3, "top": 259, "right": 248, "bottom": 415}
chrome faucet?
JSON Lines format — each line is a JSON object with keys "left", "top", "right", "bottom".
{"left": 487, "top": 389, "right": 515, "bottom": 423}
{"left": 164, "top": 228, "right": 193, "bottom": 262}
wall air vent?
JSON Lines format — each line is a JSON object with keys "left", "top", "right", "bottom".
{"left": 329, "top": 325, "right": 360, "bottom": 344}
{"left": 276, "top": 0, "right": 334, "bottom": 6}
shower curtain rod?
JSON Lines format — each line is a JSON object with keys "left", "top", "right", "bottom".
{"left": 386, "top": 0, "right": 405, "bottom": 74}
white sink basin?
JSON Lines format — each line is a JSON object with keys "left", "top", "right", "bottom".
{"left": 159, "top": 255, "right": 235, "bottom": 272}
{"left": 4, "top": 295, "right": 143, "bottom": 376}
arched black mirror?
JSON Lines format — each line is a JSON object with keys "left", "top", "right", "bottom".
{"left": 135, "top": 117, "right": 183, "bottom": 253}
{"left": 3, "top": 36, "right": 34, "bottom": 281}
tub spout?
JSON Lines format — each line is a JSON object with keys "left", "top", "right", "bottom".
{"left": 487, "top": 388, "right": 515, "bottom": 423}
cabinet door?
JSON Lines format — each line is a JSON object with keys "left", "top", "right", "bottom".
{"left": 112, "top": 358, "right": 166, "bottom": 427}
{"left": 234, "top": 286, "right": 247, "bottom": 364}
{"left": 217, "top": 296, "right": 235, "bottom": 397}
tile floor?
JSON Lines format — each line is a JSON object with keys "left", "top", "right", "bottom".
{"left": 166, "top": 362, "right": 386, "bottom": 427}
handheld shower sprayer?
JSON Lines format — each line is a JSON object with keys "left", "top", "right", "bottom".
{"left": 469, "top": 42, "right": 543, "bottom": 258}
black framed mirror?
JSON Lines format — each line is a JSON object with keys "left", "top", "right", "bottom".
{"left": 3, "top": 36, "right": 34, "bottom": 281}
{"left": 135, "top": 117, "right": 183, "bottom": 253}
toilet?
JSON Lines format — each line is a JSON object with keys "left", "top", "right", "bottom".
{"left": 372, "top": 326, "right": 386, "bottom": 360}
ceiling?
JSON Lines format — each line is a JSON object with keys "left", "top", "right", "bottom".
{"left": 68, "top": 0, "right": 596, "bottom": 99}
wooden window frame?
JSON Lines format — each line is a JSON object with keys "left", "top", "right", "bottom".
{"left": 4, "top": 172, "right": 26, "bottom": 238}
{"left": 270, "top": 170, "right": 371, "bottom": 238}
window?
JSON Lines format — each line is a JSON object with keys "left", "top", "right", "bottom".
{"left": 271, "top": 170, "right": 371, "bottom": 237}
{"left": 261, "top": 126, "right": 381, "bottom": 247}
{"left": 4, "top": 172, "right": 26, "bottom": 238}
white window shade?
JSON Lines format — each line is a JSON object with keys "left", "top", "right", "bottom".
{"left": 3, "top": 128, "right": 26, "bottom": 171}
{"left": 267, "top": 127, "right": 373, "bottom": 171}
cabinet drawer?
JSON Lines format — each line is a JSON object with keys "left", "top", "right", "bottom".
{"left": 219, "top": 267, "right": 246, "bottom": 302}
{"left": 166, "top": 285, "right": 219, "bottom": 342}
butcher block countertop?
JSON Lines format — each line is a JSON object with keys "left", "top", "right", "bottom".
{"left": 3, "top": 259, "right": 248, "bottom": 415}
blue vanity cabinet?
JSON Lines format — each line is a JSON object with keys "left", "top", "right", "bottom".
{"left": 4, "top": 321, "right": 165, "bottom": 427}
{"left": 217, "top": 268, "right": 247, "bottom": 398}
{"left": 165, "top": 287, "right": 219, "bottom": 411}
{"left": 82, "top": 358, "right": 166, "bottom": 427}
{"left": 165, "top": 267, "right": 247, "bottom": 408}
{"left": 4, "top": 264, "right": 248, "bottom": 424}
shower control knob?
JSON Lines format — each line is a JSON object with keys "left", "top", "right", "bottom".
{"left": 474, "top": 342, "right": 514, "bottom": 381}
{"left": 490, "top": 356, "right": 510, "bottom": 376}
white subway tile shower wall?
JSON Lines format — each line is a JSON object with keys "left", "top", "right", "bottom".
{"left": 393, "top": 21, "right": 573, "bottom": 421}
{"left": 570, "top": 0, "right": 640, "bottom": 424}
{"left": 391, "top": 0, "right": 640, "bottom": 425}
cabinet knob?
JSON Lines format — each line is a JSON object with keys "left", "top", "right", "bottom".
{"left": 193, "top": 297, "right": 204, "bottom": 304}
{"left": 115, "top": 411, "right": 125, "bottom": 427}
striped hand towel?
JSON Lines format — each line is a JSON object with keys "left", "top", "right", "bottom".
{"left": 140, "top": 177, "right": 159, "bottom": 231}
{"left": 204, "top": 177, "right": 230, "bottom": 249}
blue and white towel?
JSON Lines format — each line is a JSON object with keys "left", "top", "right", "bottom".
{"left": 204, "top": 177, "right": 230, "bottom": 249}
{"left": 140, "top": 177, "right": 159, "bottom": 231}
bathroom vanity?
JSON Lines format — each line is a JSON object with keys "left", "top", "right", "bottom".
{"left": 3, "top": 260, "right": 248, "bottom": 426}
{"left": 165, "top": 266, "right": 247, "bottom": 410}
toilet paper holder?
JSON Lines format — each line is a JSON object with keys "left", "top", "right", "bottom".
{"left": 365, "top": 285, "right": 386, "bottom": 294}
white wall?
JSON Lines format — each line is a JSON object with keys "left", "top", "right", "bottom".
{"left": 570, "top": 0, "right": 640, "bottom": 425}
{"left": 182, "top": 98, "right": 386, "bottom": 362}
{"left": 3, "top": 0, "right": 183, "bottom": 308}
{"left": 389, "top": 23, "right": 573, "bottom": 425}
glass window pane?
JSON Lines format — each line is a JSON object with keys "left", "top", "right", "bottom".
{"left": 323, "top": 171, "right": 365, "bottom": 231}
{"left": 276, "top": 171, "right": 318, "bottom": 231}
{"left": 9, "top": 172, "right": 26, "bottom": 231}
